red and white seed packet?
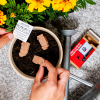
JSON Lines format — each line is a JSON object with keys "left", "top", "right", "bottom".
{"left": 70, "top": 30, "right": 100, "bottom": 69}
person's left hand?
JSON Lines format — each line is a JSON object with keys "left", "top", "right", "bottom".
{"left": 0, "top": 28, "right": 14, "bottom": 49}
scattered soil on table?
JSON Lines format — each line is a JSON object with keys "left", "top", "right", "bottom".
{"left": 12, "top": 30, "right": 59, "bottom": 77}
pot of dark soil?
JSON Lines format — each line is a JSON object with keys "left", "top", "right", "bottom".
{"left": 8, "top": 26, "right": 63, "bottom": 80}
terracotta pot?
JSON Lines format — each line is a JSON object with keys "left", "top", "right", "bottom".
{"left": 8, "top": 26, "right": 63, "bottom": 80}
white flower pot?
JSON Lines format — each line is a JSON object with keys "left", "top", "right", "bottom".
{"left": 8, "top": 26, "right": 63, "bottom": 80}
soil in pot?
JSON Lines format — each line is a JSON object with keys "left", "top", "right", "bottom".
{"left": 12, "top": 30, "right": 59, "bottom": 77}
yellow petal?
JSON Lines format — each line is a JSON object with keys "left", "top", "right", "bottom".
{"left": 25, "top": 0, "right": 33, "bottom": 3}
{"left": 0, "top": 20, "right": 5, "bottom": 25}
{"left": 51, "top": 0, "right": 63, "bottom": 10}
{"left": 2, "top": 15, "right": 7, "bottom": 21}
{"left": 51, "top": 0, "right": 77, "bottom": 12}
{"left": 0, "top": 0, "right": 7, "bottom": 5}
{"left": 0, "top": 22, "right": 3, "bottom": 25}
{"left": 52, "top": 4, "right": 59, "bottom": 10}
{"left": 10, "top": 13, "right": 16, "bottom": 18}
{"left": 38, "top": 6, "right": 46, "bottom": 12}
{"left": 0, "top": 10, "right": 3, "bottom": 15}
{"left": 52, "top": 1, "right": 59, "bottom": 10}
{"left": 61, "top": 0, "right": 77, "bottom": 12}
{"left": 62, "top": 3, "right": 72, "bottom": 12}
{"left": 27, "top": 3, "right": 36, "bottom": 12}
{"left": 2, "top": 21, "right": 5, "bottom": 24}
{"left": 43, "top": 0, "right": 51, "bottom": 7}
{"left": 0, "top": 14, "right": 3, "bottom": 18}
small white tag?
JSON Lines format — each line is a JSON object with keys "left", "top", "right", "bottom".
{"left": 13, "top": 20, "right": 33, "bottom": 42}
{"left": 78, "top": 42, "right": 92, "bottom": 56}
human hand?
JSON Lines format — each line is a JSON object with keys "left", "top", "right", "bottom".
{"left": 0, "top": 28, "right": 14, "bottom": 49}
{"left": 30, "top": 60, "right": 70, "bottom": 100}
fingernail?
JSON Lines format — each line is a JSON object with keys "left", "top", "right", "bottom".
{"left": 7, "top": 34, "right": 14, "bottom": 40}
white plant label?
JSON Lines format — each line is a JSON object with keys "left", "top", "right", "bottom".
{"left": 13, "top": 20, "right": 33, "bottom": 42}
{"left": 78, "top": 42, "right": 92, "bottom": 56}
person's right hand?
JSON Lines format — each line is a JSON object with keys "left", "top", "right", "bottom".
{"left": 30, "top": 60, "right": 70, "bottom": 100}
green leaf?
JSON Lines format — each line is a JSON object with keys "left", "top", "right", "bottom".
{"left": 38, "top": 18, "right": 44, "bottom": 22}
{"left": 6, "top": 29, "right": 13, "bottom": 32}
{"left": 80, "top": 0, "right": 84, "bottom": 7}
{"left": 13, "top": 0, "right": 16, "bottom": 7}
{"left": 3, "top": 3, "right": 9, "bottom": 8}
{"left": 17, "top": 4, "right": 20, "bottom": 9}
{"left": 65, "top": 12, "right": 68, "bottom": 19}
{"left": 32, "top": 10, "right": 38, "bottom": 14}
{"left": 77, "top": 5, "right": 83, "bottom": 9}
{"left": 33, "top": 17, "right": 38, "bottom": 23}
{"left": 0, "top": 25, "right": 4, "bottom": 28}
{"left": 54, "top": 12, "right": 58, "bottom": 19}
{"left": 39, "top": 12, "right": 44, "bottom": 15}
{"left": 43, "top": 11, "right": 46, "bottom": 16}
{"left": 49, "top": 13, "right": 54, "bottom": 20}
{"left": 6, "top": 26, "right": 13, "bottom": 30}
{"left": 21, "top": 2, "right": 26, "bottom": 9}
{"left": 0, "top": 5, "right": 3, "bottom": 10}
{"left": 24, "top": 5, "right": 28, "bottom": 12}
{"left": 77, "top": 0, "right": 81, "bottom": 4}
{"left": 27, "top": 19, "right": 33, "bottom": 23}
{"left": 6, "top": 18, "right": 11, "bottom": 25}
{"left": 12, "top": 18, "right": 15, "bottom": 24}
{"left": 38, "top": 15, "right": 45, "bottom": 19}
{"left": 8, "top": 0, "right": 13, "bottom": 8}
{"left": 20, "top": 9, "right": 23, "bottom": 13}
{"left": 49, "top": 6, "right": 53, "bottom": 12}
{"left": 7, "top": 8, "right": 12, "bottom": 13}
{"left": 11, "top": 0, "right": 16, "bottom": 7}
{"left": 73, "top": 6, "right": 79, "bottom": 11}
{"left": 85, "top": 0, "right": 96, "bottom": 5}
{"left": 46, "top": 10, "right": 51, "bottom": 16}
{"left": 83, "top": 0, "right": 86, "bottom": 9}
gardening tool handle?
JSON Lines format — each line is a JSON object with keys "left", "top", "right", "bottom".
{"left": 70, "top": 74, "right": 94, "bottom": 87}
{"left": 62, "top": 36, "right": 71, "bottom": 100}
{"left": 63, "top": 36, "right": 71, "bottom": 70}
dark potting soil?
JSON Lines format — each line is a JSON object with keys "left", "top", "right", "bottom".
{"left": 12, "top": 30, "right": 59, "bottom": 77}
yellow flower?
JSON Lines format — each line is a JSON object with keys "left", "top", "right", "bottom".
{"left": 52, "top": 0, "right": 61, "bottom": 11}
{"left": 0, "top": 10, "right": 3, "bottom": 15}
{"left": 52, "top": 0, "right": 77, "bottom": 12}
{"left": 0, "top": 0, "right": 7, "bottom": 5}
{"left": 26, "top": 0, "right": 51, "bottom": 12}
{"left": 25, "top": 0, "right": 33, "bottom": 3}
{"left": 10, "top": 13, "right": 16, "bottom": 18}
{"left": 0, "top": 10, "right": 7, "bottom": 25}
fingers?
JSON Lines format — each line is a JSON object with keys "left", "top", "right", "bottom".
{"left": 34, "top": 66, "right": 44, "bottom": 85}
{"left": 0, "top": 33, "right": 14, "bottom": 49}
{"left": 57, "top": 68, "right": 70, "bottom": 90}
{"left": 0, "top": 28, "right": 8, "bottom": 35}
{"left": 45, "top": 60, "right": 57, "bottom": 84}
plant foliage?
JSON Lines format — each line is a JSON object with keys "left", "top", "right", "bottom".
{"left": 0, "top": 0, "right": 96, "bottom": 32}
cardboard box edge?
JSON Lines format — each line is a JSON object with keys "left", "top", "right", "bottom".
{"left": 70, "top": 61, "right": 79, "bottom": 69}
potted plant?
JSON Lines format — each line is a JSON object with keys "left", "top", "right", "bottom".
{"left": 0, "top": 0, "right": 96, "bottom": 32}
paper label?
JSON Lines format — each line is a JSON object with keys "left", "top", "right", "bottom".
{"left": 13, "top": 20, "right": 33, "bottom": 42}
{"left": 78, "top": 42, "right": 92, "bottom": 56}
